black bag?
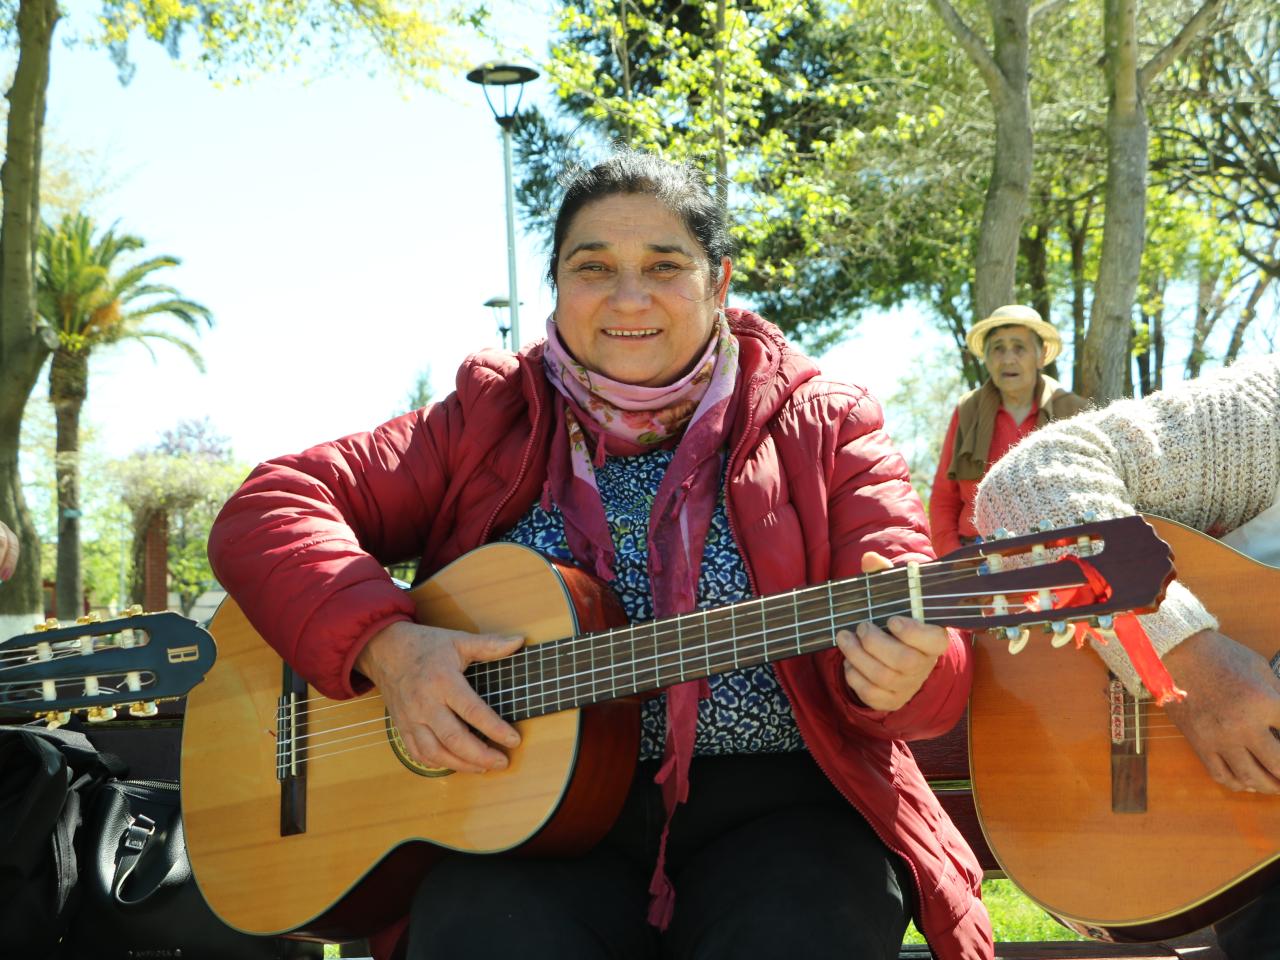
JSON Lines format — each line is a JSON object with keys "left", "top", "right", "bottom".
{"left": 62, "top": 776, "right": 323, "bottom": 960}
{"left": 0, "top": 725, "right": 322, "bottom": 960}
{"left": 0, "top": 726, "right": 125, "bottom": 958}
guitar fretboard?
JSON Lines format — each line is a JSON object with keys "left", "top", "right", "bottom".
{"left": 466, "top": 569, "right": 920, "bottom": 723}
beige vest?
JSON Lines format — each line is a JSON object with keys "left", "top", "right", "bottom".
{"left": 948, "top": 374, "right": 1089, "bottom": 482}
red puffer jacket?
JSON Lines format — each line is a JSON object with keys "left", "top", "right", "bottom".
{"left": 208, "top": 309, "right": 992, "bottom": 959}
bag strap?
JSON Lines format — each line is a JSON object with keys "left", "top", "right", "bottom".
{"left": 110, "top": 810, "right": 160, "bottom": 905}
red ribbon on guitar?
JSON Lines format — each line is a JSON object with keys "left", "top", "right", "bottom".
{"left": 1031, "top": 556, "right": 1186, "bottom": 706}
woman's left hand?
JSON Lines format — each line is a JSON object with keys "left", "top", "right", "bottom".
{"left": 836, "top": 551, "right": 950, "bottom": 711}
{"left": 0, "top": 521, "right": 18, "bottom": 582}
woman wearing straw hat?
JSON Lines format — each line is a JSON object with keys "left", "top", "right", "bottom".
{"left": 928, "top": 304, "right": 1086, "bottom": 556}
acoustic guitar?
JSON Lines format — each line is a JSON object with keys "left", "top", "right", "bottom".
{"left": 970, "top": 515, "right": 1280, "bottom": 942}
{"left": 181, "top": 515, "right": 1173, "bottom": 938}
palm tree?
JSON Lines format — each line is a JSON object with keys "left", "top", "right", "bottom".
{"left": 37, "top": 213, "right": 212, "bottom": 619}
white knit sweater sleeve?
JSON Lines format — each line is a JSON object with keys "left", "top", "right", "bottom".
{"left": 973, "top": 355, "right": 1280, "bottom": 695}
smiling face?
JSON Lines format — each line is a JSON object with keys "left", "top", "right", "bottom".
{"left": 553, "top": 193, "right": 731, "bottom": 387}
{"left": 983, "top": 324, "right": 1046, "bottom": 402}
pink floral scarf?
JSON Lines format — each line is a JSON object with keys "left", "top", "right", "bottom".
{"left": 542, "top": 313, "right": 740, "bottom": 927}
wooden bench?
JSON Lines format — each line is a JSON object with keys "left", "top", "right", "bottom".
{"left": 77, "top": 707, "right": 1227, "bottom": 960}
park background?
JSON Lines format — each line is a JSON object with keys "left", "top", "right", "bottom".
{"left": 5, "top": 0, "right": 1276, "bottom": 630}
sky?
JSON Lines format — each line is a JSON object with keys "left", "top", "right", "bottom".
{"left": 32, "top": 1, "right": 952, "bottom": 473}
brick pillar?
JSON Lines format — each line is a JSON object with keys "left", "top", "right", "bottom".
{"left": 142, "top": 510, "right": 169, "bottom": 612}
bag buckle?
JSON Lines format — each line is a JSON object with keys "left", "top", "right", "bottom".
{"left": 123, "top": 813, "right": 156, "bottom": 852}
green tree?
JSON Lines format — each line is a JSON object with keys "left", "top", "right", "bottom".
{"left": 37, "top": 212, "right": 212, "bottom": 619}
{"left": 0, "top": 0, "right": 473, "bottom": 626}
{"left": 113, "top": 447, "right": 247, "bottom": 618}
{"left": 1079, "top": 0, "right": 1228, "bottom": 401}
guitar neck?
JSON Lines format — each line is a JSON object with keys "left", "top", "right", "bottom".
{"left": 467, "top": 570, "right": 913, "bottom": 722}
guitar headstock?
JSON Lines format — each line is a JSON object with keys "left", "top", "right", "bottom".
{"left": 930, "top": 515, "right": 1175, "bottom": 642}
{"left": 0, "top": 607, "right": 216, "bottom": 727}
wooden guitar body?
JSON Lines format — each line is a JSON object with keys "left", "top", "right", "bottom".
{"left": 181, "top": 543, "right": 640, "bottom": 938}
{"left": 970, "top": 516, "right": 1280, "bottom": 941}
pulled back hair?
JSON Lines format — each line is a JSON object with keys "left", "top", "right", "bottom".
{"left": 546, "top": 149, "right": 736, "bottom": 290}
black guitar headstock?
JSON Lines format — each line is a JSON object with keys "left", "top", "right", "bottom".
{"left": 0, "top": 608, "right": 216, "bottom": 727}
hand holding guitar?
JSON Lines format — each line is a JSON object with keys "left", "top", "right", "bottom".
{"left": 355, "top": 620, "right": 524, "bottom": 774}
{"left": 0, "top": 519, "right": 19, "bottom": 581}
{"left": 836, "top": 551, "right": 951, "bottom": 711}
{"left": 1162, "top": 628, "right": 1280, "bottom": 795}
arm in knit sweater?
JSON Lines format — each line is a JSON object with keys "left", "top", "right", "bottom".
{"left": 973, "top": 356, "right": 1280, "bottom": 696}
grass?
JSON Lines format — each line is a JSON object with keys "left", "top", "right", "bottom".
{"left": 320, "top": 878, "right": 1086, "bottom": 956}
{"left": 903, "top": 878, "right": 1089, "bottom": 944}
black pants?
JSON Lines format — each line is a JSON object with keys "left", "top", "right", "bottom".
{"left": 1215, "top": 881, "right": 1280, "bottom": 960}
{"left": 406, "top": 752, "right": 912, "bottom": 959}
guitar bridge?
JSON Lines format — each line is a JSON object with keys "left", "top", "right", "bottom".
{"left": 1108, "top": 676, "right": 1148, "bottom": 813}
{"left": 277, "top": 665, "right": 308, "bottom": 836}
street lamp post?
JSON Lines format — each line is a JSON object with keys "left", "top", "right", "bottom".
{"left": 466, "top": 61, "right": 539, "bottom": 351}
{"left": 484, "top": 295, "right": 511, "bottom": 349}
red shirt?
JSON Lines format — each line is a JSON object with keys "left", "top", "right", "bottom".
{"left": 929, "top": 403, "right": 1039, "bottom": 556}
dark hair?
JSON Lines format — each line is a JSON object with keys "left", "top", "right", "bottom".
{"left": 546, "top": 149, "right": 735, "bottom": 290}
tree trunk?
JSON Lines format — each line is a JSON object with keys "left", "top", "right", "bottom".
{"left": 1136, "top": 312, "right": 1152, "bottom": 397}
{"left": 1225, "top": 268, "right": 1273, "bottom": 363}
{"left": 1153, "top": 301, "right": 1164, "bottom": 391}
{"left": 1022, "top": 219, "right": 1050, "bottom": 324}
{"left": 1066, "top": 201, "right": 1092, "bottom": 392}
{"left": 1021, "top": 217, "right": 1061, "bottom": 379}
{"left": 1185, "top": 259, "right": 1220, "bottom": 379}
{"left": 49, "top": 347, "right": 87, "bottom": 620}
{"left": 1081, "top": 0, "right": 1225, "bottom": 401}
{"left": 1081, "top": 0, "right": 1146, "bottom": 403}
{"left": 713, "top": 0, "right": 728, "bottom": 212}
{"left": 927, "top": 0, "right": 1033, "bottom": 321}
{"left": 974, "top": 0, "right": 1033, "bottom": 321}
{"left": 0, "top": 0, "right": 60, "bottom": 629}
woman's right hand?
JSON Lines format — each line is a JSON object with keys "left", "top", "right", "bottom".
{"left": 355, "top": 620, "right": 524, "bottom": 774}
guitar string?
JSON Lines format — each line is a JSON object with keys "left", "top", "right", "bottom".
{"left": 282, "top": 704, "right": 1208, "bottom": 770}
{"left": 280, "top": 593, "right": 1070, "bottom": 757}
{"left": 265, "top": 552, "right": 1090, "bottom": 720}
{"left": 280, "top": 592, "right": 970, "bottom": 760}
{"left": 0, "top": 638, "right": 147, "bottom": 670}
{"left": 0, "top": 674, "right": 158, "bottom": 703}
{"left": 279, "top": 704, "right": 1208, "bottom": 769}
{"left": 273, "top": 577, "right": 1102, "bottom": 753}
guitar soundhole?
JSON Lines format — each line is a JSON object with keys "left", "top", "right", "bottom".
{"left": 385, "top": 713, "right": 455, "bottom": 778}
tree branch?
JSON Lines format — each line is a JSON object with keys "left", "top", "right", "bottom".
{"left": 927, "top": 0, "right": 1009, "bottom": 101}
{"left": 1030, "top": 0, "right": 1071, "bottom": 25}
{"left": 1139, "top": 0, "right": 1227, "bottom": 89}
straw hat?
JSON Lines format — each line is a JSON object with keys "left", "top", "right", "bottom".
{"left": 966, "top": 304, "right": 1062, "bottom": 365}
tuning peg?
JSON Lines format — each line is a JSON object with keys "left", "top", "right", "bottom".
{"left": 1096, "top": 614, "right": 1114, "bottom": 631}
{"left": 33, "top": 617, "right": 59, "bottom": 633}
{"left": 128, "top": 701, "right": 159, "bottom": 718}
{"left": 75, "top": 612, "right": 102, "bottom": 625}
{"left": 1004, "top": 626, "right": 1030, "bottom": 654}
{"left": 1079, "top": 510, "right": 1097, "bottom": 523}
{"left": 86, "top": 705, "right": 118, "bottom": 723}
{"left": 1037, "top": 518, "right": 1054, "bottom": 532}
{"left": 125, "top": 604, "right": 144, "bottom": 617}
{"left": 39, "top": 710, "right": 71, "bottom": 729}
{"left": 1049, "top": 621, "right": 1072, "bottom": 647}
{"left": 992, "top": 528, "right": 1012, "bottom": 540}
